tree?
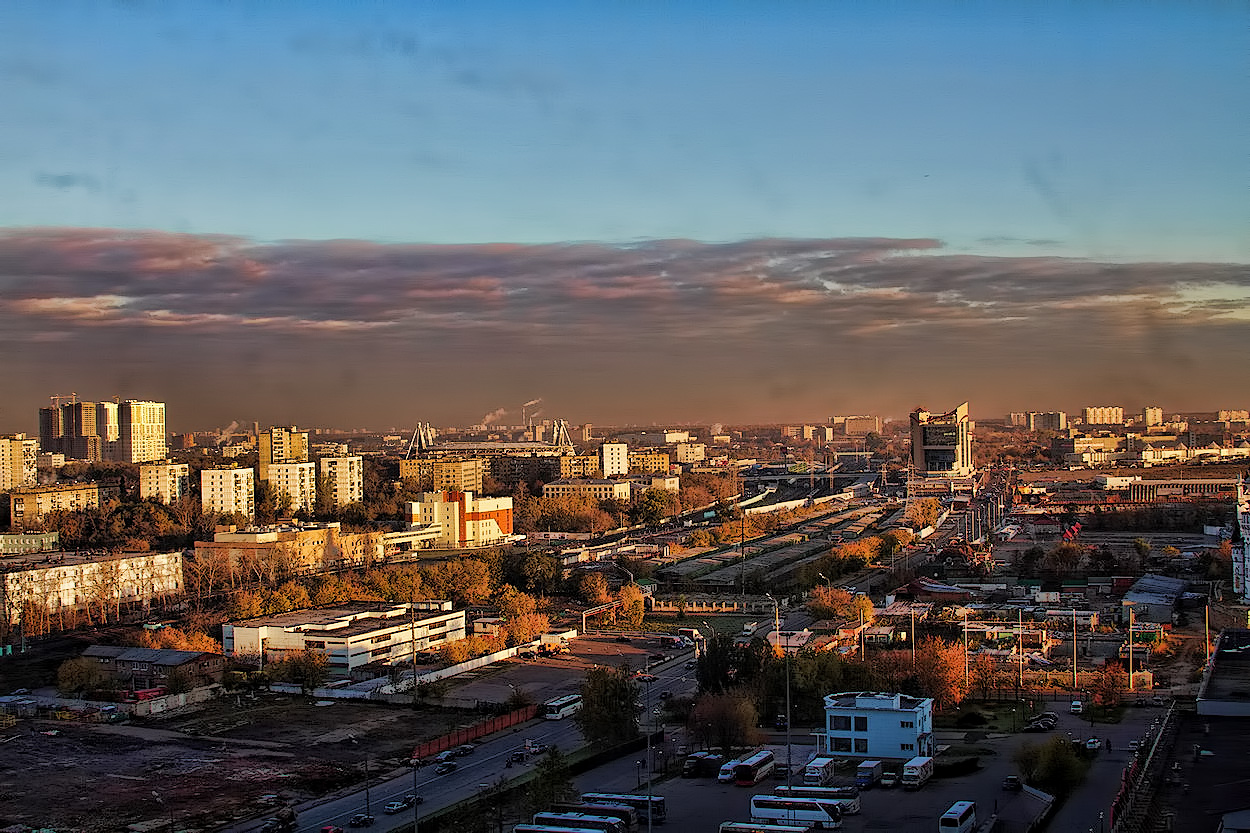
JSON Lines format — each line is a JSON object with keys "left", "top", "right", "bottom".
{"left": 902, "top": 498, "right": 942, "bottom": 530}
{"left": 524, "top": 747, "right": 578, "bottom": 817}
{"left": 1014, "top": 736, "right": 1085, "bottom": 797}
{"left": 690, "top": 692, "right": 761, "bottom": 755}
{"left": 1091, "top": 662, "right": 1128, "bottom": 709}
{"left": 617, "top": 583, "right": 645, "bottom": 628}
{"left": 806, "top": 586, "right": 857, "bottom": 620}
{"left": 521, "top": 551, "right": 562, "bottom": 597}
{"left": 274, "top": 647, "right": 329, "bottom": 694}
{"left": 635, "top": 488, "right": 678, "bottom": 526}
{"left": 912, "top": 637, "right": 967, "bottom": 708}
{"left": 575, "top": 664, "right": 639, "bottom": 747}
{"left": 969, "top": 652, "right": 1000, "bottom": 701}
{"left": 579, "top": 572, "right": 612, "bottom": 606}
{"left": 57, "top": 657, "right": 106, "bottom": 695}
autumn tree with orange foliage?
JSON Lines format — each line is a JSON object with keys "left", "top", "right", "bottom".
{"left": 135, "top": 626, "right": 222, "bottom": 654}
{"left": 912, "top": 637, "right": 968, "bottom": 709}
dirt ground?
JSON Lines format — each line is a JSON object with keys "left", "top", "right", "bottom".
{"left": 0, "top": 694, "right": 467, "bottom": 833}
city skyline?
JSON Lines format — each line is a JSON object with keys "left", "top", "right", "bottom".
{"left": 2, "top": 3, "right": 1248, "bottom": 429}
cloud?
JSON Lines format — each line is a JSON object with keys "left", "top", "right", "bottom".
{"left": 2, "top": 226, "right": 1248, "bottom": 426}
{"left": 34, "top": 172, "right": 100, "bottom": 191}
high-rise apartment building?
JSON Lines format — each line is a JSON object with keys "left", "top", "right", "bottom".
{"left": 1082, "top": 406, "right": 1125, "bottom": 426}
{"left": 319, "top": 456, "right": 363, "bottom": 508}
{"left": 1142, "top": 406, "right": 1164, "bottom": 427}
{"left": 599, "top": 442, "right": 630, "bottom": 477}
{"left": 0, "top": 434, "right": 39, "bottom": 492}
{"left": 139, "top": 461, "right": 191, "bottom": 504}
{"left": 399, "top": 457, "right": 488, "bottom": 493}
{"left": 258, "top": 425, "right": 309, "bottom": 481}
{"left": 909, "top": 402, "right": 974, "bottom": 477}
{"left": 201, "top": 467, "right": 256, "bottom": 519}
{"left": 117, "top": 400, "right": 167, "bottom": 462}
{"left": 268, "top": 462, "right": 317, "bottom": 513}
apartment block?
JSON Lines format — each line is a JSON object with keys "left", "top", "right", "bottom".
{"left": 139, "top": 461, "right": 190, "bottom": 504}
{"left": 675, "top": 443, "right": 707, "bottom": 464}
{"left": 0, "top": 434, "right": 38, "bottom": 492}
{"left": 909, "top": 402, "right": 974, "bottom": 477}
{"left": 268, "top": 462, "right": 317, "bottom": 513}
{"left": 398, "top": 457, "right": 487, "bottom": 493}
{"left": 599, "top": 442, "right": 630, "bottom": 477}
{"left": 1083, "top": 406, "right": 1125, "bottom": 426}
{"left": 201, "top": 467, "right": 255, "bottom": 519}
{"left": 9, "top": 481, "right": 118, "bottom": 528}
{"left": 0, "top": 549, "right": 183, "bottom": 626}
{"left": 258, "top": 425, "right": 309, "bottom": 481}
{"left": 542, "top": 479, "right": 632, "bottom": 502}
{"left": 402, "top": 490, "right": 514, "bottom": 549}
{"left": 628, "top": 450, "right": 671, "bottom": 474}
{"left": 558, "top": 454, "right": 601, "bottom": 478}
{"left": 319, "top": 455, "right": 363, "bottom": 507}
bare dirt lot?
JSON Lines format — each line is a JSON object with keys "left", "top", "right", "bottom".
{"left": 0, "top": 695, "right": 467, "bottom": 833}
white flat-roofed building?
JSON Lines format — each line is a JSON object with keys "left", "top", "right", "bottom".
{"left": 201, "top": 467, "right": 255, "bottom": 519}
{"left": 268, "top": 461, "right": 317, "bottom": 512}
{"left": 139, "top": 461, "right": 190, "bottom": 503}
{"left": 600, "top": 442, "right": 630, "bottom": 476}
{"left": 401, "top": 490, "right": 514, "bottom": 549}
{"left": 319, "top": 455, "right": 363, "bottom": 507}
{"left": 675, "top": 443, "right": 707, "bottom": 464}
{"left": 820, "top": 691, "right": 934, "bottom": 762}
{"left": 0, "top": 548, "right": 183, "bottom": 626}
{"left": 222, "top": 601, "right": 465, "bottom": 672}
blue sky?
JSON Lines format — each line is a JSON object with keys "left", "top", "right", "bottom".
{"left": 4, "top": 1, "right": 1246, "bottom": 261}
{"left": 2, "top": 2, "right": 1249, "bottom": 429}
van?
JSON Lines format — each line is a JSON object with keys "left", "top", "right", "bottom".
{"left": 718, "top": 759, "right": 742, "bottom": 783}
{"left": 1070, "top": 700, "right": 1084, "bottom": 715}
{"left": 939, "top": 801, "right": 977, "bottom": 833}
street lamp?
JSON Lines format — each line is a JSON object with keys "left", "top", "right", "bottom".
{"left": 765, "top": 593, "right": 792, "bottom": 787}
{"left": 1124, "top": 601, "right": 1137, "bottom": 692}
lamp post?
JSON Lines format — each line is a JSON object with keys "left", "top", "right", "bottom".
{"left": 765, "top": 593, "right": 792, "bottom": 787}
{"left": 962, "top": 607, "right": 969, "bottom": 691}
{"left": 412, "top": 754, "right": 420, "bottom": 833}
{"left": 1125, "top": 601, "right": 1137, "bottom": 692}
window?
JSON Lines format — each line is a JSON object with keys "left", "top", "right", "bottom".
{"left": 901, "top": 720, "right": 914, "bottom": 728}
{"left": 831, "top": 715, "right": 851, "bottom": 731}
{"left": 831, "top": 737, "right": 852, "bottom": 752}
{"left": 305, "top": 640, "right": 326, "bottom": 649}
{"left": 854, "top": 716, "right": 868, "bottom": 732}
{"left": 901, "top": 743, "right": 914, "bottom": 752}
{"left": 854, "top": 739, "right": 869, "bottom": 753}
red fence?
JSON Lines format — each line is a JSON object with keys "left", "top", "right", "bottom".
{"left": 411, "top": 705, "right": 539, "bottom": 760}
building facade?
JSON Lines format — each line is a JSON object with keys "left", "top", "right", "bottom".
{"left": 0, "top": 549, "right": 183, "bottom": 626}
{"left": 0, "top": 434, "right": 38, "bottom": 492}
{"left": 193, "top": 522, "right": 383, "bottom": 578}
{"left": 80, "top": 645, "right": 226, "bottom": 689}
{"left": 599, "top": 442, "right": 630, "bottom": 477}
{"left": 201, "top": 467, "right": 256, "bottom": 519}
{"left": 116, "top": 400, "right": 167, "bottom": 463}
{"left": 222, "top": 601, "right": 466, "bottom": 673}
{"left": 675, "top": 443, "right": 707, "bottom": 464}
{"left": 541, "top": 479, "right": 633, "bottom": 502}
{"left": 139, "top": 461, "right": 191, "bottom": 504}
{"left": 909, "top": 402, "right": 974, "bottom": 477}
{"left": 268, "top": 462, "right": 317, "bottom": 512}
{"left": 258, "top": 425, "right": 309, "bottom": 482}
{"left": 398, "top": 457, "right": 487, "bottom": 493}
{"left": 319, "top": 456, "right": 363, "bottom": 507}
{"left": 1083, "top": 406, "right": 1125, "bottom": 426}
{"left": 628, "top": 450, "right": 672, "bottom": 474}
{"left": 819, "top": 691, "right": 934, "bottom": 761}
{"left": 402, "top": 490, "right": 514, "bottom": 549}
{"left": 9, "top": 482, "right": 117, "bottom": 528}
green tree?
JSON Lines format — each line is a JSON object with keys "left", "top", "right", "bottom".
{"left": 690, "top": 692, "right": 760, "bottom": 756}
{"left": 57, "top": 657, "right": 106, "bottom": 695}
{"left": 525, "top": 747, "right": 578, "bottom": 817}
{"left": 521, "top": 551, "right": 562, "bottom": 598}
{"left": 1015, "top": 736, "right": 1085, "bottom": 797}
{"left": 575, "top": 664, "right": 640, "bottom": 747}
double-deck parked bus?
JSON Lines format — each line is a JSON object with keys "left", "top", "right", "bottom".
{"left": 749, "top": 795, "right": 843, "bottom": 829}
{"left": 532, "top": 812, "right": 625, "bottom": 833}
{"left": 718, "top": 823, "right": 807, "bottom": 833}
{"left": 580, "top": 794, "right": 666, "bottom": 824}
{"left": 734, "top": 751, "right": 777, "bottom": 786}
{"left": 773, "top": 786, "right": 860, "bottom": 815}
{"left": 542, "top": 694, "right": 583, "bottom": 720}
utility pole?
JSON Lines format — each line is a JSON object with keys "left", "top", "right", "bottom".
{"left": 1072, "top": 609, "right": 1078, "bottom": 691}
{"left": 1126, "top": 602, "right": 1136, "bottom": 691}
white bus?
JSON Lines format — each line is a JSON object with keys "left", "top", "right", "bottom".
{"left": 773, "top": 786, "right": 861, "bottom": 815}
{"left": 580, "top": 794, "right": 667, "bottom": 824}
{"left": 532, "top": 812, "right": 626, "bottom": 833}
{"left": 938, "top": 801, "right": 977, "bottom": 833}
{"left": 543, "top": 694, "right": 583, "bottom": 720}
{"left": 718, "top": 824, "right": 808, "bottom": 833}
{"left": 749, "top": 795, "right": 843, "bottom": 829}
{"left": 734, "top": 750, "right": 777, "bottom": 786}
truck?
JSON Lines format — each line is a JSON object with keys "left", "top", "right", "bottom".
{"left": 855, "top": 759, "right": 884, "bottom": 789}
{"left": 803, "top": 756, "right": 838, "bottom": 787}
{"left": 900, "top": 755, "right": 934, "bottom": 791}
{"left": 261, "top": 807, "right": 297, "bottom": 833}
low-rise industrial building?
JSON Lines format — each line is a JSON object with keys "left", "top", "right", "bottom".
{"left": 81, "top": 645, "right": 226, "bottom": 689}
{"left": 819, "top": 691, "right": 934, "bottom": 761}
{"left": 0, "top": 549, "right": 183, "bottom": 627}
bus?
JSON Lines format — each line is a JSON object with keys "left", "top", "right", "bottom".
{"left": 580, "top": 794, "right": 667, "bottom": 824}
{"left": 514, "top": 826, "right": 599, "bottom": 833}
{"left": 750, "top": 795, "right": 843, "bottom": 830}
{"left": 718, "top": 824, "right": 808, "bottom": 833}
{"left": 543, "top": 694, "right": 583, "bottom": 720}
{"left": 551, "top": 803, "right": 638, "bottom": 829}
{"left": 939, "top": 801, "right": 977, "bottom": 833}
{"left": 734, "top": 751, "right": 777, "bottom": 786}
{"left": 532, "top": 812, "right": 626, "bottom": 833}
{"left": 773, "top": 786, "right": 861, "bottom": 816}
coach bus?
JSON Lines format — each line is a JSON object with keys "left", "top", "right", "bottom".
{"left": 542, "top": 694, "right": 583, "bottom": 720}
{"left": 580, "top": 793, "right": 667, "bottom": 824}
{"left": 773, "top": 786, "right": 860, "bottom": 815}
{"left": 749, "top": 795, "right": 843, "bottom": 829}
{"left": 734, "top": 751, "right": 777, "bottom": 786}
{"left": 531, "top": 813, "right": 625, "bottom": 833}
{"left": 718, "top": 824, "right": 807, "bottom": 833}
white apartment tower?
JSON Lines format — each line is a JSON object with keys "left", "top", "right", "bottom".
{"left": 258, "top": 425, "right": 309, "bottom": 481}
{"left": 139, "top": 461, "right": 191, "bottom": 503}
{"left": 116, "top": 400, "right": 167, "bottom": 463}
{"left": 600, "top": 442, "right": 630, "bottom": 477}
{"left": 319, "top": 455, "right": 363, "bottom": 507}
{"left": 1142, "top": 406, "right": 1164, "bottom": 427}
{"left": 1083, "top": 406, "right": 1125, "bottom": 426}
{"left": 201, "top": 467, "right": 256, "bottom": 519}
{"left": 268, "top": 462, "right": 318, "bottom": 513}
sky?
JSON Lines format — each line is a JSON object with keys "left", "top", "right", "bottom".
{"left": 2, "top": 1, "right": 1248, "bottom": 432}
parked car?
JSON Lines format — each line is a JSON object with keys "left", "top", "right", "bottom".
{"left": 321, "top": 827, "right": 344, "bottom": 833}
{"left": 1085, "top": 738, "right": 1101, "bottom": 751}
{"left": 435, "top": 761, "right": 458, "bottom": 775}
{"left": 879, "top": 772, "right": 899, "bottom": 788}
{"left": 455, "top": 744, "right": 477, "bottom": 756}
{"left": 1070, "top": 700, "right": 1084, "bottom": 714}
{"left": 635, "top": 673, "right": 657, "bottom": 683}
{"left": 348, "top": 814, "right": 374, "bottom": 828}
{"left": 508, "top": 751, "right": 527, "bottom": 763}
{"left": 659, "top": 690, "right": 672, "bottom": 700}
{"left": 1002, "top": 775, "right": 1023, "bottom": 792}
